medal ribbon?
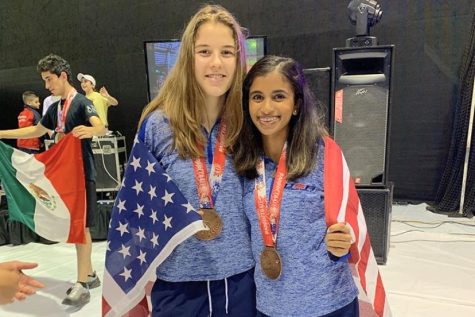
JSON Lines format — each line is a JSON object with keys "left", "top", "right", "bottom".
{"left": 55, "top": 89, "right": 77, "bottom": 133}
{"left": 254, "top": 143, "right": 287, "bottom": 247}
{"left": 192, "top": 121, "right": 227, "bottom": 209}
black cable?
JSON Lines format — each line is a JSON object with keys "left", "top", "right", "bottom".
{"left": 391, "top": 239, "right": 475, "bottom": 244}
{"left": 392, "top": 219, "right": 475, "bottom": 228}
{"left": 391, "top": 229, "right": 475, "bottom": 237}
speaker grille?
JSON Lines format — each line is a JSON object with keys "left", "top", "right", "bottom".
{"left": 334, "top": 85, "right": 389, "bottom": 185}
{"left": 357, "top": 187, "right": 392, "bottom": 264}
{"left": 332, "top": 46, "right": 393, "bottom": 187}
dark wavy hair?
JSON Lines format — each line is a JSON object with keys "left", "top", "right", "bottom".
{"left": 37, "top": 54, "right": 73, "bottom": 84}
{"left": 233, "top": 55, "right": 328, "bottom": 180}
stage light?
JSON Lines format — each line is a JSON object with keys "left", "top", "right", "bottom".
{"left": 346, "top": 0, "right": 383, "bottom": 47}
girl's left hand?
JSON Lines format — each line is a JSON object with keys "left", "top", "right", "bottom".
{"left": 325, "top": 223, "right": 353, "bottom": 257}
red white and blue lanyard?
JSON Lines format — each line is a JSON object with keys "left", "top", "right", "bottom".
{"left": 254, "top": 143, "right": 287, "bottom": 247}
{"left": 55, "top": 89, "right": 77, "bottom": 133}
{"left": 192, "top": 121, "right": 227, "bottom": 209}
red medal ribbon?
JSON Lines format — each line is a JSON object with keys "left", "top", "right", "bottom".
{"left": 254, "top": 144, "right": 287, "bottom": 247}
{"left": 56, "top": 89, "right": 77, "bottom": 133}
{"left": 192, "top": 121, "right": 227, "bottom": 209}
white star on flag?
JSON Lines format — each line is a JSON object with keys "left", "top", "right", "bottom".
{"left": 120, "top": 267, "right": 132, "bottom": 282}
{"left": 150, "top": 233, "right": 159, "bottom": 247}
{"left": 118, "top": 244, "right": 131, "bottom": 259}
{"left": 181, "top": 202, "right": 195, "bottom": 213}
{"left": 130, "top": 156, "right": 142, "bottom": 171}
{"left": 116, "top": 221, "right": 129, "bottom": 237}
{"left": 163, "top": 173, "right": 172, "bottom": 182}
{"left": 135, "top": 227, "right": 146, "bottom": 242}
{"left": 145, "top": 160, "right": 156, "bottom": 176}
{"left": 116, "top": 199, "right": 127, "bottom": 213}
{"left": 162, "top": 190, "right": 174, "bottom": 206}
{"left": 132, "top": 180, "right": 143, "bottom": 195}
{"left": 148, "top": 185, "right": 157, "bottom": 200}
{"left": 162, "top": 214, "right": 173, "bottom": 231}
{"left": 137, "top": 250, "right": 147, "bottom": 265}
{"left": 150, "top": 210, "right": 158, "bottom": 224}
{"left": 133, "top": 203, "right": 144, "bottom": 218}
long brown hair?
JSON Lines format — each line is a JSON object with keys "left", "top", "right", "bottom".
{"left": 138, "top": 4, "right": 247, "bottom": 158}
{"left": 233, "top": 55, "right": 329, "bottom": 180}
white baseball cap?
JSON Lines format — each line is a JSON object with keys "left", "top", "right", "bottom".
{"left": 77, "top": 73, "right": 96, "bottom": 87}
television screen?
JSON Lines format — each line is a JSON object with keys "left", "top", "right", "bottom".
{"left": 144, "top": 36, "right": 267, "bottom": 100}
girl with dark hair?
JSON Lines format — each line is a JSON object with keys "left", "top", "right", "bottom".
{"left": 234, "top": 55, "right": 361, "bottom": 316}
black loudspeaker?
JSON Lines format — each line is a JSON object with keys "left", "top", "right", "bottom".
{"left": 92, "top": 136, "right": 127, "bottom": 192}
{"left": 90, "top": 200, "right": 113, "bottom": 240}
{"left": 331, "top": 46, "right": 394, "bottom": 186}
{"left": 304, "top": 67, "right": 332, "bottom": 129}
{"left": 357, "top": 185, "right": 393, "bottom": 265}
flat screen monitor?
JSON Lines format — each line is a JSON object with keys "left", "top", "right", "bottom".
{"left": 144, "top": 36, "right": 267, "bottom": 101}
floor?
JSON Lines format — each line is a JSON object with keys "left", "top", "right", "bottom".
{"left": 0, "top": 204, "right": 474, "bottom": 316}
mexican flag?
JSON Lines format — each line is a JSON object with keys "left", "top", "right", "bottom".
{"left": 0, "top": 134, "right": 86, "bottom": 243}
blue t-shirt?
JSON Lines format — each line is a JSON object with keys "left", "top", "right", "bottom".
{"left": 243, "top": 141, "right": 358, "bottom": 316}
{"left": 140, "top": 110, "right": 254, "bottom": 281}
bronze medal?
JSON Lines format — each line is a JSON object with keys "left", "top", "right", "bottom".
{"left": 195, "top": 208, "right": 223, "bottom": 240}
{"left": 260, "top": 246, "right": 282, "bottom": 280}
{"left": 54, "top": 132, "right": 65, "bottom": 143}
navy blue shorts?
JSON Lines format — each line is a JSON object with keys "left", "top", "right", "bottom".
{"left": 151, "top": 268, "right": 256, "bottom": 317}
{"left": 256, "top": 296, "right": 359, "bottom": 317}
{"left": 85, "top": 180, "right": 96, "bottom": 228}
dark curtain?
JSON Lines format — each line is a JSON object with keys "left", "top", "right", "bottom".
{"left": 430, "top": 7, "right": 475, "bottom": 215}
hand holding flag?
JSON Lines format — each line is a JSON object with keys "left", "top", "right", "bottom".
{"left": 324, "top": 137, "right": 392, "bottom": 317}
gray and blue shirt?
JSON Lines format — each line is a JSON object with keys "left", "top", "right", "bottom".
{"left": 140, "top": 110, "right": 254, "bottom": 282}
{"left": 243, "top": 142, "right": 358, "bottom": 316}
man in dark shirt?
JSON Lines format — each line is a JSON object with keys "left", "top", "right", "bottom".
{"left": 0, "top": 54, "right": 106, "bottom": 307}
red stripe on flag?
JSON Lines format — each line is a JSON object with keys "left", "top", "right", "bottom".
{"left": 34, "top": 134, "right": 86, "bottom": 243}
{"left": 323, "top": 137, "right": 343, "bottom": 225}
{"left": 358, "top": 233, "right": 372, "bottom": 291}
{"left": 102, "top": 297, "right": 111, "bottom": 316}
{"left": 346, "top": 181, "right": 361, "bottom": 263}
{"left": 126, "top": 296, "right": 149, "bottom": 317}
{"left": 374, "top": 272, "right": 386, "bottom": 316}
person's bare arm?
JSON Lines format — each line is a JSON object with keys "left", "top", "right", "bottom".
{"left": 99, "top": 87, "right": 119, "bottom": 106}
{"left": 71, "top": 116, "right": 107, "bottom": 139}
{"left": 0, "top": 123, "right": 49, "bottom": 140}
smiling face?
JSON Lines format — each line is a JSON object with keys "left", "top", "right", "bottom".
{"left": 249, "top": 70, "right": 296, "bottom": 146}
{"left": 194, "top": 21, "right": 237, "bottom": 104}
{"left": 80, "top": 79, "right": 94, "bottom": 94}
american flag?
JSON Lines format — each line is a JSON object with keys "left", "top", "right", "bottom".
{"left": 102, "top": 137, "right": 205, "bottom": 317}
{"left": 324, "top": 137, "right": 392, "bottom": 317}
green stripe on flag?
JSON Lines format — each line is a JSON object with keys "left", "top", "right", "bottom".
{"left": 0, "top": 141, "right": 36, "bottom": 230}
